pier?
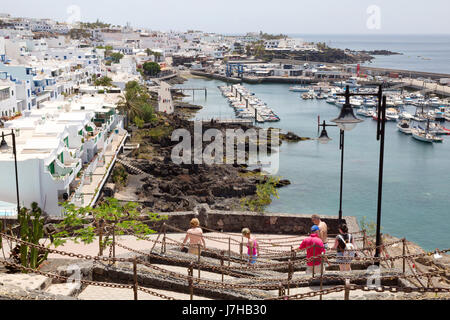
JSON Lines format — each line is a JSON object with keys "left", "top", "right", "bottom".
{"left": 172, "top": 87, "right": 207, "bottom": 99}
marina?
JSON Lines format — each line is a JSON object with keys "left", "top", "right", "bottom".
{"left": 218, "top": 84, "right": 280, "bottom": 123}
{"left": 181, "top": 77, "right": 450, "bottom": 251}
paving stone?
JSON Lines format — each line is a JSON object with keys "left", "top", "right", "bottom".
{"left": 0, "top": 274, "right": 51, "bottom": 291}
{"left": 45, "top": 283, "right": 79, "bottom": 297}
{"left": 77, "top": 285, "right": 211, "bottom": 300}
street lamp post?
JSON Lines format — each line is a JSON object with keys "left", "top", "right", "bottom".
{"left": 374, "top": 95, "right": 387, "bottom": 266}
{"left": 319, "top": 84, "right": 386, "bottom": 258}
{"left": 317, "top": 120, "right": 346, "bottom": 221}
{"left": 0, "top": 129, "right": 20, "bottom": 216}
{"left": 330, "top": 84, "right": 386, "bottom": 264}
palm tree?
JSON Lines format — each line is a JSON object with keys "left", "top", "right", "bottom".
{"left": 117, "top": 81, "right": 152, "bottom": 129}
{"left": 117, "top": 90, "right": 143, "bottom": 130}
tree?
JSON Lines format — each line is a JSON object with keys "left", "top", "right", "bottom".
{"left": 142, "top": 62, "right": 161, "bottom": 77}
{"left": 240, "top": 176, "right": 280, "bottom": 212}
{"left": 92, "top": 75, "right": 113, "bottom": 87}
{"left": 53, "top": 198, "right": 167, "bottom": 255}
{"left": 109, "top": 52, "right": 124, "bottom": 64}
{"left": 117, "top": 81, "right": 156, "bottom": 128}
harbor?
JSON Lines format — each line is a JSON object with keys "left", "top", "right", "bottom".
{"left": 218, "top": 84, "right": 280, "bottom": 123}
{"left": 180, "top": 77, "right": 450, "bottom": 251}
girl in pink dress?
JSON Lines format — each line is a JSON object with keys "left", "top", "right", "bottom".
{"left": 242, "top": 228, "right": 259, "bottom": 264}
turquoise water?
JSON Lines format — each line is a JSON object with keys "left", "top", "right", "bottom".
{"left": 183, "top": 77, "right": 450, "bottom": 251}
{"left": 290, "top": 34, "right": 450, "bottom": 74}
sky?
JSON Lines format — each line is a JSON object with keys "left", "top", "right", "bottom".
{"left": 1, "top": 0, "right": 450, "bottom": 34}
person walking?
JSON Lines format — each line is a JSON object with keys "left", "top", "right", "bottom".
{"left": 311, "top": 214, "right": 328, "bottom": 249}
{"left": 332, "top": 223, "right": 356, "bottom": 271}
{"left": 242, "top": 228, "right": 259, "bottom": 265}
{"left": 181, "top": 218, "right": 206, "bottom": 255}
{"left": 296, "top": 225, "right": 326, "bottom": 274}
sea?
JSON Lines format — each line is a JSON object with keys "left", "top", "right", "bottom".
{"left": 179, "top": 34, "right": 450, "bottom": 251}
{"left": 290, "top": 34, "right": 450, "bottom": 75}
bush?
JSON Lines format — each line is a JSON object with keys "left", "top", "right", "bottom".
{"left": 112, "top": 164, "right": 128, "bottom": 189}
{"left": 134, "top": 116, "right": 144, "bottom": 129}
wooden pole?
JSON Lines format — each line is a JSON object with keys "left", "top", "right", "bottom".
{"left": 320, "top": 253, "right": 324, "bottom": 300}
{"left": 197, "top": 243, "right": 201, "bottom": 280}
{"left": 98, "top": 220, "right": 104, "bottom": 256}
{"left": 133, "top": 257, "right": 138, "bottom": 300}
{"left": 287, "top": 259, "right": 293, "bottom": 296}
{"left": 239, "top": 241, "right": 243, "bottom": 261}
{"left": 220, "top": 250, "right": 224, "bottom": 283}
{"left": 161, "top": 223, "right": 166, "bottom": 254}
{"left": 228, "top": 237, "right": 231, "bottom": 267}
{"left": 278, "top": 284, "right": 285, "bottom": 298}
{"left": 312, "top": 245, "right": 316, "bottom": 278}
{"left": 188, "top": 262, "right": 194, "bottom": 300}
{"left": 344, "top": 279, "right": 350, "bottom": 300}
{"left": 402, "top": 238, "right": 406, "bottom": 274}
{"left": 363, "top": 230, "right": 367, "bottom": 250}
{"left": 112, "top": 223, "right": 116, "bottom": 263}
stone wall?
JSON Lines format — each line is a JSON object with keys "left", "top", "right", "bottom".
{"left": 146, "top": 207, "right": 359, "bottom": 236}
{"left": 0, "top": 206, "right": 359, "bottom": 237}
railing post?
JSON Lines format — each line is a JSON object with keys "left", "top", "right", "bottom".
{"left": 240, "top": 236, "right": 243, "bottom": 261}
{"left": 278, "top": 283, "right": 285, "bottom": 299}
{"left": 363, "top": 230, "right": 367, "bottom": 250}
{"left": 320, "top": 253, "right": 324, "bottom": 300}
{"left": 402, "top": 238, "right": 406, "bottom": 274}
{"left": 112, "top": 223, "right": 116, "bottom": 263}
{"left": 98, "top": 219, "right": 104, "bottom": 256}
{"left": 312, "top": 245, "right": 316, "bottom": 278}
{"left": 288, "top": 259, "right": 293, "bottom": 296}
{"left": 228, "top": 237, "right": 231, "bottom": 267}
{"left": 197, "top": 243, "right": 201, "bottom": 280}
{"left": 188, "top": 262, "right": 194, "bottom": 300}
{"left": 220, "top": 250, "right": 225, "bottom": 283}
{"left": 161, "top": 223, "right": 166, "bottom": 254}
{"left": 133, "top": 257, "right": 138, "bottom": 300}
{"left": 344, "top": 279, "right": 350, "bottom": 300}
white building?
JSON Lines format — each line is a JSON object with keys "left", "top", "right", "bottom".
{"left": 0, "top": 94, "right": 127, "bottom": 216}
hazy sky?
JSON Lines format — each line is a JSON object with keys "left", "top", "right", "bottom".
{"left": 2, "top": 0, "right": 450, "bottom": 34}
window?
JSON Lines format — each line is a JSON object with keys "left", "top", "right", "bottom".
{"left": 0, "top": 88, "right": 11, "bottom": 101}
{"left": 48, "top": 161, "right": 55, "bottom": 175}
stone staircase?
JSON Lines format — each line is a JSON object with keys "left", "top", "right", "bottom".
{"left": 116, "top": 158, "right": 149, "bottom": 176}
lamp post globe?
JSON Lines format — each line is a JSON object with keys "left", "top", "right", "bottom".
{"left": 318, "top": 128, "right": 332, "bottom": 144}
{"left": 332, "top": 86, "right": 363, "bottom": 131}
{"left": 0, "top": 132, "right": 8, "bottom": 150}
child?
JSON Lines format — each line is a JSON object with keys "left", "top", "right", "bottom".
{"left": 242, "top": 228, "right": 259, "bottom": 264}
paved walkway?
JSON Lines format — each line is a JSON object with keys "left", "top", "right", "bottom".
{"left": 78, "top": 286, "right": 210, "bottom": 300}
{"left": 157, "top": 81, "right": 174, "bottom": 114}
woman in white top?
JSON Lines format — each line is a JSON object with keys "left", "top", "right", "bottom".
{"left": 181, "top": 218, "right": 206, "bottom": 255}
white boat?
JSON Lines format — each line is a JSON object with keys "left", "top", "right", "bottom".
{"left": 397, "top": 120, "right": 412, "bottom": 134}
{"left": 411, "top": 128, "right": 434, "bottom": 143}
{"left": 356, "top": 107, "right": 375, "bottom": 118}
{"left": 289, "top": 86, "right": 310, "bottom": 92}
{"left": 335, "top": 97, "right": 346, "bottom": 108}
{"left": 326, "top": 97, "right": 336, "bottom": 104}
{"left": 335, "top": 77, "right": 360, "bottom": 88}
{"left": 386, "top": 108, "right": 399, "bottom": 121}
{"left": 399, "top": 111, "right": 413, "bottom": 120}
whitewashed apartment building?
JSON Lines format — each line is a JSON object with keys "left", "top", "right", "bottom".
{"left": 0, "top": 94, "right": 128, "bottom": 216}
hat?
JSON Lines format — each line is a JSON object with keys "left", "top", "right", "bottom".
{"left": 311, "top": 225, "right": 320, "bottom": 232}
